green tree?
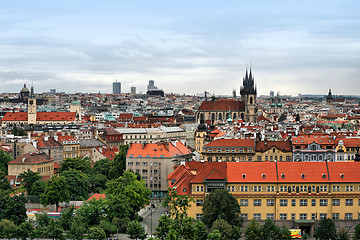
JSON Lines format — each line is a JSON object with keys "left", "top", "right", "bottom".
{"left": 106, "top": 170, "right": 151, "bottom": 218}
{"left": 0, "top": 170, "right": 10, "bottom": 191}
{"left": 354, "top": 223, "right": 360, "bottom": 240}
{"left": 76, "top": 199, "right": 105, "bottom": 227}
{"left": 68, "top": 218, "right": 86, "bottom": 240}
{"left": 41, "top": 175, "right": 70, "bottom": 212}
{"left": 88, "top": 226, "right": 106, "bottom": 240}
{"left": 194, "top": 220, "right": 208, "bottom": 240}
{"left": 30, "top": 179, "right": 46, "bottom": 196}
{"left": 338, "top": 228, "right": 350, "bottom": 240}
{"left": 127, "top": 220, "right": 147, "bottom": 240}
{"left": 12, "top": 126, "right": 26, "bottom": 136}
{"left": 59, "top": 206, "right": 75, "bottom": 231}
{"left": 19, "top": 170, "right": 41, "bottom": 194}
{"left": 99, "top": 220, "right": 117, "bottom": 237}
{"left": 0, "top": 219, "right": 16, "bottom": 239}
{"left": 244, "top": 219, "right": 261, "bottom": 240}
{"left": 0, "top": 150, "right": 12, "bottom": 175}
{"left": 260, "top": 219, "right": 282, "bottom": 240}
{"left": 281, "top": 225, "right": 291, "bottom": 240}
{"left": 202, "top": 189, "right": 242, "bottom": 228}
{"left": 89, "top": 173, "right": 108, "bottom": 193}
{"left": 211, "top": 218, "right": 233, "bottom": 240}
{"left": 208, "top": 230, "right": 222, "bottom": 240}
{"left": 46, "top": 219, "right": 64, "bottom": 240}
{"left": 60, "top": 169, "right": 89, "bottom": 200}
{"left": 58, "top": 157, "right": 92, "bottom": 174}
{"left": 0, "top": 191, "right": 27, "bottom": 225}
{"left": 108, "top": 145, "right": 129, "bottom": 179}
{"left": 15, "top": 221, "right": 33, "bottom": 240}
{"left": 92, "top": 158, "right": 112, "bottom": 178}
{"left": 314, "top": 218, "right": 337, "bottom": 240}
{"left": 35, "top": 211, "right": 50, "bottom": 227}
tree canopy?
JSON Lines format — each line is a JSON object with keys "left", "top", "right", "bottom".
{"left": 19, "top": 170, "right": 41, "bottom": 194}
{"left": 41, "top": 175, "right": 70, "bottom": 211}
{"left": 202, "top": 189, "right": 242, "bottom": 228}
{"left": 314, "top": 218, "right": 337, "bottom": 240}
{"left": 0, "top": 150, "right": 12, "bottom": 175}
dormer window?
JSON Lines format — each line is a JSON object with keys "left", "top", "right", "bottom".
{"left": 340, "top": 173, "right": 344, "bottom": 179}
{"left": 281, "top": 173, "right": 285, "bottom": 179}
{"left": 301, "top": 173, "right": 305, "bottom": 179}
{"left": 242, "top": 174, "right": 246, "bottom": 179}
{"left": 262, "top": 173, "right": 266, "bottom": 179}
{"left": 322, "top": 173, "right": 326, "bottom": 179}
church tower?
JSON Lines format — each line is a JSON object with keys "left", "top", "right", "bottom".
{"left": 326, "top": 89, "right": 333, "bottom": 105}
{"left": 240, "top": 67, "right": 257, "bottom": 122}
{"left": 27, "top": 86, "right": 37, "bottom": 124}
{"left": 70, "top": 97, "right": 82, "bottom": 122}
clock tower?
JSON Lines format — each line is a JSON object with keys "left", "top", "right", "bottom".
{"left": 28, "top": 86, "right": 37, "bottom": 124}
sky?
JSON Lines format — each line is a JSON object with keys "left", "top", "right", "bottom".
{"left": 1, "top": 1, "right": 360, "bottom": 96}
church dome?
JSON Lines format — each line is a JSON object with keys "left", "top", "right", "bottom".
{"left": 20, "top": 84, "right": 30, "bottom": 93}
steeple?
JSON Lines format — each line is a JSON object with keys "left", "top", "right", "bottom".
{"left": 240, "top": 65, "right": 257, "bottom": 98}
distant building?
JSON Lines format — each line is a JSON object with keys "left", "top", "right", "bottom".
{"left": 196, "top": 68, "right": 257, "bottom": 123}
{"left": 8, "top": 152, "right": 54, "bottom": 176}
{"left": 327, "top": 89, "right": 333, "bottom": 104}
{"left": 147, "top": 80, "right": 157, "bottom": 91}
{"left": 50, "top": 89, "right": 56, "bottom": 94}
{"left": 131, "top": 86, "right": 136, "bottom": 95}
{"left": 113, "top": 81, "right": 121, "bottom": 94}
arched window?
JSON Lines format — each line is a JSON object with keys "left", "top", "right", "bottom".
{"left": 241, "top": 113, "right": 244, "bottom": 120}
{"left": 226, "top": 113, "right": 229, "bottom": 119}
{"left": 211, "top": 113, "right": 215, "bottom": 121}
{"left": 200, "top": 113, "right": 204, "bottom": 121}
{"left": 233, "top": 113, "right": 237, "bottom": 119}
{"left": 318, "top": 155, "right": 323, "bottom": 161}
{"left": 250, "top": 97, "right": 253, "bottom": 104}
{"left": 311, "top": 155, "right": 317, "bottom": 161}
{"left": 218, "top": 113, "right": 223, "bottom": 120}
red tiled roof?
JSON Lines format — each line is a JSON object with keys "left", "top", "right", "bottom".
{"left": 256, "top": 141, "right": 292, "bottom": 152}
{"left": 204, "top": 139, "right": 255, "bottom": 148}
{"left": 335, "top": 138, "right": 360, "bottom": 148}
{"left": 57, "top": 135, "right": 78, "bottom": 144}
{"left": 127, "top": 141, "right": 192, "bottom": 158}
{"left": 37, "top": 136, "right": 62, "bottom": 148}
{"left": 2, "top": 112, "right": 28, "bottom": 121}
{"left": 10, "top": 152, "right": 52, "bottom": 165}
{"left": 118, "top": 113, "right": 133, "bottom": 121}
{"left": 1, "top": 112, "right": 76, "bottom": 122}
{"left": 87, "top": 193, "right": 106, "bottom": 201}
{"left": 198, "top": 99, "right": 245, "bottom": 111}
{"left": 292, "top": 135, "right": 334, "bottom": 145}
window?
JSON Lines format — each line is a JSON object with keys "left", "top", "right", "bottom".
{"left": 345, "top": 199, "right": 353, "bottom": 206}
{"left": 300, "top": 213, "right": 307, "bottom": 220}
{"left": 240, "top": 199, "right": 248, "bottom": 206}
{"left": 320, "top": 199, "right": 328, "bottom": 206}
{"left": 300, "top": 199, "right": 307, "bottom": 206}
{"left": 267, "top": 186, "right": 275, "bottom": 192}
{"left": 319, "top": 213, "right": 327, "bottom": 219}
{"left": 332, "top": 185, "right": 340, "bottom": 192}
{"left": 228, "top": 186, "right": 235, "bottom": 192}
{"left": 311, "top": 213, "right": 317, "bottom": 220}
{"left": 280, "top": 199, "right": 288, "bottom": 206}
{"left": 196, "top": 214, "right": 203, "bottom": 220}
{"left": 142, "top": 169, "right": 148, "bottom": 173}
{"left": 241, "top": 213, "right": 248, "bottom": 220}
{"left": 280, "top": 186, "right": 285, "bottom": 192}
{"left": 286, "top": 156, "right": 291, "bottom": 161}
{"left": 253, "top": 213, "right": 261, "bottom": 220}
{"left": 196, "top": 199, "right": 204, "bottom": 206}
{"left": 254, "top": 199, "right": 261, "bottom": 206}
{"left": 291, "top": 213, "right": 296, "bottom": 220}
{"left": 241, "top": 186, "right": 248, "bottom": 192}
{"left": 332, "top": 213, "right": 339, "bottom": 220}
{"left": 128, "top": 162, "right": 133, "bottom": 166}
{"left": 254, "top": 186, "right": 261, "bottom": 192}
{"left": 346, "top": 185, "right": 353, "bottom": 192}
{"left": 267, "top": 199, "right": 275, "bottom": 206}
{"left": 332, "top": 199, "right": 340, "bottom": 206}
{"left": 142, "top": 162, "right": 148, "bottom": 166}
{"left": 196, "top": 186, "right": 204, "bottom": 192}
{"left": 292, "top": 199, "right": 296, "bottom": 206}
{"left": 345, "top": 213, "right": 353, "bottom": 220}
{"left": 267, "top": 213, "right": 274, "bottom": 220}
{"left": 280, "top": 214, "right": 287, "bottom": 220}
{"left": 257, "top": 156, "right": 262, "bottom": 161}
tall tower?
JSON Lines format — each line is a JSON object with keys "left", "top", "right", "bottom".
{"left": 27, "top": 86, "right": 37, "bottom": 124}
{"left": 70, "top": 98, "right": 82, "bottom": 122}
{"left": 240, "top": 67, "right": 257, "bottom": 122}
{"left": 326, "top": 89, "right": 333, "bottom": 105}
{"left": 113, "top": 81, "right": 121, "bottom": 94}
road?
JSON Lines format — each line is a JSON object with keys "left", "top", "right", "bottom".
{"left": 142, "top": 205, "right": 166, "bottom": 237}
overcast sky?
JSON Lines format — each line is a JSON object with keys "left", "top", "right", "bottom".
{"left": 1, "top": 1, "right": 359, "bottom": 96}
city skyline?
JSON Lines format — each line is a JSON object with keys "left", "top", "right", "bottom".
{"left": 1, "top": 1, "right": 359, "bottom": 95}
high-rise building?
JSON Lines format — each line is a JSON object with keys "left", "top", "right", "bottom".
{"left": 113, "top": 81, "right": 121, "bottom": 94}
{"left": 131, "top": 86, "right": 136, "bottom": 95}
{"left": 147, "top": 80, "right": 157, "bottom": 91}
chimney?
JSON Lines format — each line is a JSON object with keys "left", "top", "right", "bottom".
{"left": 22, "top": 157, "right": 26, "bottom": 163}
{"left": 44, "top": 136, "right": 49, "bottom": 141}
{"left": 32, "top": 140, "right": 37, "bottom": 149}
{"left": 54, "top": 136, "right": 58, "bottom": 141}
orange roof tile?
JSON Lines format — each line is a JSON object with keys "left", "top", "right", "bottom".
{"left": 198, "top": 99, "right": 245, "bottom": 111}
{"left": 204, "top": 139, "right": 255, "bottom": 148}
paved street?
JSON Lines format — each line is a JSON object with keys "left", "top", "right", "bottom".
{"left": 142, "top": 205, "right": 166, "bottom": 237}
